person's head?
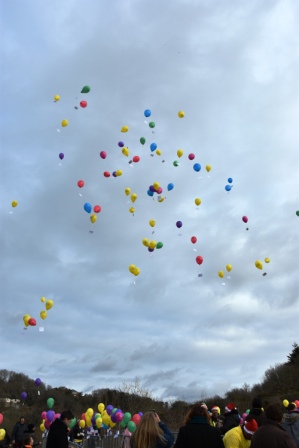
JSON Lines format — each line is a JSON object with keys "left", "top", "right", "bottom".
{"left": 60, "top": 410, "right": 74, "bottom": 425}
{"left": 252, "top": 397, "right": 263, "bottom": 409}
{"left": 184, "top": 402, "right": 209, "bottom": 425}
{"left": 224, "top": 403, "right": 237, "bottom": 414}
{"left": 20, "top": 416, "right": 25, "bottom": 424}
{"left": 287, "top": 403, "right": 297, "bottom": 412}
{"left": 242, "top": 418, "right": 258, "bottom": 440}
{"left": 265, "top": 404, "right": 283, "bottom": 423}
{"left": 130, "top": 411, "right": 164, "bottom": 448}
{"left": 211, "top": 406, "right": 220, "bottom": 418}
{"left": 23, "top": 435, "right": 33, "bottom": 446}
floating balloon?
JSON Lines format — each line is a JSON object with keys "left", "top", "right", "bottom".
{"left": 104, "top": 171, "right": 110, "bottom": 178}
{"left": 23, "top": 314, "right": 30, "bottom": 327}
{"left": 226, "top": 264, "right": 232, "bottom": 272}
{"left": 81, "top": 86, "right": 90, "bottom": 93}
{"left": 28, "top": 318, "right": 36, "bottom": 326}
{"left": 0, "top": 429, "right": 5, "bottom": 441}
{"left": 61, "top": 119, "right": 68, "bottom": 127}
{"left": 178, "top": 110, "right": 185, "bottom": 118}
{"left": 194, "top": 198, "right": 201, "bottom": 206}
{"left": 225, "top": 185, "right": 231, "bottom": 191}
{"left": 153, "top": 182, "right": 160, "bottom": 190}
{"left": 147, "top": 189, "right": 154, "bottom": 197}
{"left": 121, "top": 125, "right": 129, "bottom": 133}
{"left": 129, "top": 207, "right": 135, "bottom": 214}
{"left": 11, "top": 200, "right": 18, "bottom": 207}
{"left": 242, "top": 216, "right": 248, "bottom": 223}
{"left": 196, "top": 256, "right": 203, "bottom": 265}
{"left": 129, "top": 264, "right": 140, "bottom": 276}
{"left": 100, "top": 151, "right": 107, "bottom": 159}
{"left": 173, "top": 161, "right": 179, "bottom": 167}
{"left": 176, "top": 221, "right": 183, "bottom": 228}
{"left": 40, "top": 310, "right": 47, "bottom": 320}
{"left": 54, "top": 94, "right": 60, "bottom": 102}
{"left": 45, "top": 300, "right": 54, "bottom": 310}
{"left": 191, "top": 236, "right": 197, "bottom": 244}
{"left": 283, "top": 399, "right": 289, "bottom": 407}
{"left": 177, "top": 149, "right": 183, "bottom": 158}
{"left": 132, "top": 414, "right": 141, "bottom": 425}
{"left": 156, "top": 149, "right": 162, "bottom": 156}
{"left": 149, "top": 240, "right": 157, "bottom": 249}
{"left": 218, "top": 270, "right": 224, "bottom": 278}
{"left": 150, "top": 143, "right": 157, "bottom": 152}
{"left": 142, "top": 238, "right": 150, "bottom": 247}
{"left": 144, "top": 109, "right": 151, "bottom": 117}
{"left": 227, "top": 177, "right": 233, "bottom": 183}
{"left": 90, "top": 214, "right": 97, "bottom": 224}
{"left": 156, "top": 242, "right": 163, "bottom": 249}
{"left": 188, "top": 153, "right": 195, "bottom": 160}
{"left": 157, "top": 187, "right": 163, "bottom": 194}
{"left": 158, "top": 196, "right": 164, "bottom": 202}
{"left": 80, "top": 100, "right": 87, "bottom": 108}
{"left": 133, "top": 156, "right": 140, "bottom": 163}
{"left": 127, "top": 421, "right": 136, "bottom": 433}
{"left": 264, "top": 257, "right": 270, "bottom": 263}
{"left": 131, "top": 193, "right": 137, "bottom": 203}
{"left": 193, "top": 163, "right": 201, "bottom": 172}
{"left": 98, "top": 403, "right": 105, "bottom": 413}
{"left": 118, "top": 141, "right": 124, "bottom": 147}
{"left": 206, "top": 165, "right": 211, "bottom": 172}
{"left": 255, "top": 260, "right": 263, "bottom": 270}
{"left": 149, "top": 219, "right": 155, "bottom": 227}
{"left": 77, "top": 180, "right": 84, "bottom": 188}
{"left": 149, "top": 122, "right": 155, "bottom": 128}
{"left": 59, "top": 153, "right": 64, "bottom": 160}
{"left": 40, "top": 296, "right": 46, "bottom": 303}
{"left": 94, "top": 205, "right": 101, "bottom": 213}
{"left": 167, "top": 183, "right": 174, "bottom": 191}
{"left": 21, "top": 392, "right": 27, "bottom": 400}
{"left": 46, "top": 410, "right": 55, "bottom": 422}
{"left": 125, "top": 187, "right": 131, "bottom": 196}
{"left": 122, "top": 147, "right": 129, "bottom": 157}
{"left": 84, "top": 203, "right": 92, "bottom": 213}
{"left": 140, "top": 137, "right": 146, "bottom": 145}
{"left": 296, "top": 211, "right": 299, "bottom": 217}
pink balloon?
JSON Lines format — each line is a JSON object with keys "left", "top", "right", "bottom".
{"left": 188, "top": 153, "right": 195, "bottom": 160}
{"left": 242, "top": 216, "right": 248, "bottom": 223}
{"left": 100, "top": 151, "right": 107, "bottom": 159}
{"left": 0, "top": 413, "right": 3, "bottom": 425}
{"left": 157, "top": 187, "right": 163, "bottom": 194}
{"left": 115, "top": 412, "right": 123, "bottom": 422}
{"left": 54, "top": 413, "right": 60, "bottom": 420}
{"left": 295, "top": 400, "right": 299, "bottom": 408}
{"left": 41, "top": 411, "right": 47, "bottom": 420}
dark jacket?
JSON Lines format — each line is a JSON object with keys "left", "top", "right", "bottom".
{"left": 174, "top": 416, "right": 224, "bottom": 448}
{"left": 251, "top": 419, "right": 297, "bottom": 448}
{"left": 220, "top": 410, "right": 240, "bottom": 435}
{"left": 46, "top": 418, "right": 69, "bottom": 448}
{"left": 11, "top": 421, "right": 27, "bottom": 442}
{"left": 130, "top": 422, "right": 174, "bottom": 448}
{"left": 246, "top": 409, "right": 265, "bottom": 427}
{"left": 282, "top": 411, "right": 299, "bottom": 448}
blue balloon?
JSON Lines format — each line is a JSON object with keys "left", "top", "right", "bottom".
{"left": 227, "top": 177, "right": 233, "bottom": 183}
{"left": 84, "top": 202, "right": 92, "bottom": 213}
{"left": 150, "top": 142, "right": 157, "bottom": 152}
{"left": 147, "top": 190, "right": 154, "bottom": 197}
{"left": 193, "top": 163, "right": 201, "bottom": 172}
{"left": 225, "top": 185, "right": 232, "bottom": 191}
{"left": 167, "top": 183, "right": 174, "bottom": 191}
{"left": 144, "top": 109, "right": 151, "bottom": 117}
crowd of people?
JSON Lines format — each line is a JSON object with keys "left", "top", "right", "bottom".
{"left": 1, "top": 398, "right": 298, "bottom": 448}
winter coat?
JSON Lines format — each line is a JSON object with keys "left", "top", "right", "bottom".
{"left": 174, "top": 416, "right": 224, "bottom": 448}
{"left": 221, "top": 410, "right": 240, "bottom": 435}
{"left": 282, "top": 412, "right": 299, "bottom": 448}
{"left": 251, "top": 419, "right": 297, "bottom": 448}
{"left": 11, "top": 421, "right": 27, "bottom": 442}
{"left": 246, "top": 409, "right": 265, "bottom": 427}
{"left": 46, "top": 418, "right": 69, "bottom": 448}
{"left": 223, "top": 425, "right": 250, "bottom": 448}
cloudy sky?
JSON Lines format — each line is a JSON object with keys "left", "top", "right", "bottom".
{"left": 1, "top": 0, "right": 298, "bottom": 404}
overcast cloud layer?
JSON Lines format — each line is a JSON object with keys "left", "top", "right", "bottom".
{"left": 0, "top": 0, "right": 298, "bottom": 403}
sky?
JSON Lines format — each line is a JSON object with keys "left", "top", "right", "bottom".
{"left": 0, "top": 0, "right": 298, "bottom": 405}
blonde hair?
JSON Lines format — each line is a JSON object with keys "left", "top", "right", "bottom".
{"left": 130, "top": 412, "right": 166, "bottom": 448}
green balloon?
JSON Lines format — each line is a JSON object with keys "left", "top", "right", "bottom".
{"left": 173, "top": 161, "right": 179, "bottom": 167}
{"left": 156, "top": 242, "right": 163, "bottom": 249}
{"left": 120, "top": 421, "right": 126, "bottom": 428}
{"left": 123, "top": 412, "right": 131, "bottom": 424}
{"left": 148, "top": 122, "right": 155, "bottom": 128}
{"left": 140, "top": 137, "right": 146, "bottom": 145}
{"left": 296, "top": 211, "right": 299, "bottom": 216}
{"left": 47, "top": 397, "right": 54, "bottom": 408}
{"left": 68, "top": 417, "right": 76, "bottom": 428}
{"left": 81, "top": 85, "right": 90, "bottom": 93}
{"left": 127, "top": 421, "right": 136, "bottom": 433}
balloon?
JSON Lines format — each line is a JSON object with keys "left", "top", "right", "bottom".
{"left": 176, "top": 221, "right": 183, "bottom": 228}
{"left": 124, "top": 188, "right": 131, "bottom": 197}
{"left": 81, "top": 86, "right": 90, "bottom": 93}
{"left": 98, "top": 403, "right": 105, "bottom": 413}
{"left": 40, "top": 423, "right": 45, "bottom": 432}
{"left": 156, "top": 242, "right": 163, "bottom": 249}
{"left": 177, "top": 149, "right": 183, "bottom": 158}
{"left": 264, "top": 257, "right": 270, "bottom": 263}
{"left": 80, "top": 100, "right": 87, "bottom": 108}
{"left": 283, "top": 399, "right": 289, "bottom": 407}
{"left": 228, "top": 177, "right": 233, "bottom": 183}
{"left": 140, "top": 137, "right": 146, "bottom": 145}
{"left": 41, "top": 296, "right": 46, "bottom": 303}
{"left": 296, "top": 211, "right": 299, "bottom": 217}
{"left": 131, "top": 193, "right": 137, "bottom": 203}
{"left": 188, "top": 153, "right": 195, "bottom": 160}
{"left": 194, "top": 198, "right": 201, "bottom": 206}
{"left": 61, "top": 119, "right": 68, "bottom": 127}
{"left": 59, "top": 153, "right": 64, "bottom": 160}
{"left": 193, "top": 163, "right": 201, "bottom": 172}
{"left": 255, "top": 260, "right": 263, "bottom": 270}
{"left": 225, "top": 185, "right": 231, "bottom": 191}
{"left": 40, "top": 310, "right": 47, "bottom": 320}
{"left": 21, "top": 392, "right": 27, "bottom": 400}
{"left": 156, "top": 149, "right": 162, "bottom": 156}
{"left": 77, "top": 180, "right": 84, "bottom": 188}
{"left": 23, "top": 315, "right": 30, "bottom": 327}
{"left": 106, "top": 405, "right": 113, "bottom": 416}
{"left": 54, "top": 94, "right": 60, "bottom": 102}
{"left": 178, "top": 110, "right": 185, "bottom": 118}
{"left": 123, "top": 412, "right": 132, "bottom": 424}
{"left": 167, "top": 183, "right": 174, "bottom": 191}
{"left": 191, "top": 236, "right": 197, "bottom": 244}
{"left": 86, "top": 408, "right": 93, "bottom": 417}
{"left": 90, "top": 214, "right": 97, "bottom": 224}
{"left": 0, "top": 413, "right": 3, "bottom": 425}
{"left": 79, "top": 420, "right": 86, "bottom": 429}
{"left": 45, "top": 300, "right": 54, "bottom": 310}
{"left": 149, "top": 219, "right": 155, "bottom": 227}
{"left": 28, "top": 318, "right": 36, "bottom": 326}
{"left": 122, "top": 147, "right": 129, "bottom": 157}
{"left": 153, "top": 182, "right": 160, "bottom": 191}
{"left": 11, "top": 200, "right": 18, "bottom": 207}
{"left": 149, "top": 240, "right": 157, "bottom": 249}
{"left": 196, "top": 256, "right": 203, "bottom": 265}
{"left": 35, "top": 378, "right": 42, "bottom": 386}
{"left": 133, "top": 156, "right": 140, "bottom": 163}
{"left": 173, "top": 161, "right": 179, "bottom": 167}
{"left": 121, "top": 125, "right": 129, "bottom": 133}
{"left": 218, "top": 271, "right": 224, "bottom": 278}
{"left": 206, "top": 164, "right": 211, "bottom": 172}
{"left": 129, "top": 207, "right": 135, "bottom": 214}
{"left": 127, "top": 421, "right": 136, "bottom": 433}
{"left": 118, "top": 141, "right": 124, "bottom": 147}
{"left": 158, "top": 196, "right": 164, "bottom": 202}
{"left": 144, "top": 109, "right": 151, "bottom": 117}
{"left": 242, "top": 216, "right": 248, "bottom": 223}
{"left": 46, "top": 410, "right": 55, "bottom": 422}
{"left": 132, "top": 414, "right": 141, "bottom": 425}
{"left": 100, "top": 151, "right": 107, "bottom": 159}
{"left": 69, "top": 418, "right": 76, "bottom": 429}
{"left": 96, "top": 417, "right": 102, "bottom": 428}
{"left": 147, "top": 190, "right": 154, "bottom": 197}
{"left": 149, "top": 122, "right": 155, "bottom": 128}
{"left": 104, "top": 171, "right": 111, "bottom": 178}
{"left": 84, "top": 203, "right": 92, "bottom": 213}
{"left": 157, "top": 187, "right": 163, "bottom": 194}
{"left": 150, "top": 143, "right": 157, "bottom": 152}
{"left": 0, "top": 429, "right": 6, "bottom": 441}
{"left": 115, "top": 412, "right": 123, "bottom": 423}
{"left": 226, "top": 264, "right": 232, "bottom": 272}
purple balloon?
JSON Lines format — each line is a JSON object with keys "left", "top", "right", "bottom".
{"left": 21, "top": 392, "right": 27, "bottom": 400}
{"left": 111, "top": 413, "right": 117, "bottom": 423}
{"left": 138, "top": 412, "right": 143, "bottom": 417}
{"left": 59, "top": 153, "right": 64, "bottom": 160}
{"left": 46, "top": 410, "right": 55, "bottom": 422}
{"left": 106, "top": 404, "right": 113, "bottom": 416}
{"left": 176, "top": 221, "right": 183, "bottom": 228}
{"left": 149, "top": 185, "right": 155, "bottom": 192}
{"left": 91, "top": 415, "right": 96, "bottom": 425}
{"left": 148, "top": 248, "right": 154, "bottom": 252}
{"left": 35, "top": 378, "right": 42, "bottom": 386}
{"left": 112, "top": 171, "right": 117, "bottom": 177}
{"left": 118, "top": 142, "right": 124, "bottom": 147}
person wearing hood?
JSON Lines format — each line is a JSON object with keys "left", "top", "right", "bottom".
{"left": 282, "top": 403, "right": 299, "bottom": 448}
{"left": 246, "top": 398, "right": 265, "bottom": 427}
{"left": 221, "top": 404, "right": 240, "bottom": 436}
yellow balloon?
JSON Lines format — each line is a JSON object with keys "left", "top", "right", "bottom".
{"left": 23, "top": 315, "right": 30, "bottom": 327}
{"left": 125, "top": 187, "right": 131, "bottom": 196}
{"left": 156, "top": 149, "right": 162, "bottom": 156}
{"left": 149, "top": 219, "right": 155, "bottom": 227}
{"left": 121, "top": 125, "right": 129, "bottom": 132}
{"left": 116, "top": 169, "right": 122, "bottom": 176}
{"left": 195, "top": 198, "right": 201, "bottom": 206}
{"left": 158, "top": 196, "right": 165, "bottom": 203}
{"left": 142, "top": 238, "right": 150, "bottom": 247}
{"left": 218, "top": 271, "right": 224, "bottom": 278}
{"left": 96, "top": 417, "right": 102, "bottom": 428}
{"left": 153, "top": 181, "right": 160, "bottom": 191}
{"left": 226, "top": 264, "right": 232, "bottom": 272}
{"left": 61, "top": 119, "right": 68, "bottom": 127}
{"left": 206, "top": 164, "right": 211, "bottom": 172}
{"left": 102, "top": 413, "right": 110, "bottom": 425}
{"left": 129, "top": 264, "right": 136, "bottom": 274}
{"left": 45, "top": 299, "right": 54, "bottom": 310}
{"left": 98, "top": 403, "right": 105, "bottom": 413}
{"left": 85, "top": 417, "right": 92, "bottom": 427}
{"left": 178, "top": 111, "right": 185, "bottom": 118}
{"left": 40, "top": 296, "right": 46, "bottom": 303}
{"left": 264, "top": 257, "right": 270, "bottom": 263}
{"left": 149, "top": 240, "right": 157, "bottom": 249}
{"left": 110, "top": 421, "right": 116, "bottom": 427}
{"left": 11, "top": 200, "right": 18, "bottom": 207}
{"left": 79, "top": 420, "right": 85, "bottom": 429}
{"left": 40, "top": 310, "right": 47, "bottom": 320}
{"left": 255, "top": 260, "right": 263, "bottom": 270}
{"left": 40, "top": 423, "right": 45, "bottom": 432}
{"left": 283, "top": 399, "right": 289, "bottom": 407}
{"left": 54, "top": 94, "right": 60, "bottom": 102}
{"left": 122, "top": 147, "right": 129, "bottom": 157}
{"left": 90, "top": 214, "right": 97, "bottom": 224}
{"left": 177, "top": 149, "right": 183, "bottom": 158}
{"left": 129, "top": 207, "right": 135, "bottom": 214}
{"left": 0, "top": 429, "right": 5, "bottom": 442}
{"left": 131, "top": 193, "right": 137, "bottom": 203}
{"left": 86, "top": 408, "right": 94, "bottom": 417}
{"left": 134, "top": 267, "right": 140, "bottom": 276}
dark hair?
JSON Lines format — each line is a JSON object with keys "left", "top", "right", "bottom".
{"left": 252, "top": 397, "right": 262, "bottom": 409}
{"left": 287, "top": 403, "right": 296, "bottom": 411}
{"left": 60, "top": 410, "right": 74, "bottom": 421}
{"left": 265, "top": 404, "right": 283, "bottom": 422}
{"left": 184, "top": 402, "right": 209, "bottom": 425}
{"left": 23, "top": 435, "right": 32, "bottom": 444}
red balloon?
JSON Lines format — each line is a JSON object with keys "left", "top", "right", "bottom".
{"left": 242, "top": 216, "right": 248, "bottom": 223}
{"left": 77, "top": 180, "right": 84, "bottom": 188}
{"left": 132, "top": 414, "right": 141, "bottom": 425}
{"left": 93, "top": 205, "right": 101, "bottom": 213}
{"left": 100, "top": 151, "right": 107, "bottom": 159}
{"left": 80, "top": 100, "right": 87, "bottom": 108}
{"left": 188, "top": 153, "right": 195, "bottom": 160}
{"left": 104, "top": 171, "right": 110, "bottom": 178}
{"left": 133, "top": 156, "right": 140, "bottom": 163}
{"left": 28, "top": 318, "right": 36, "bottom": 326}
{"left": 196, "top": 255, "right": 203, "bottom": 265}
{"left": 191, "top": 236, "right": 197, "bottom": 244}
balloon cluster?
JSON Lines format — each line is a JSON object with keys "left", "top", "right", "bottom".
{"left": 218, "top": 264, "right": 232, "bottom": 279}
{"left": 255, "top": 257, "right": 270, "bottom": 275}
{"left": 23, "top": 296, "right": 54, "bottom": 328}
{"left": 225, "top": 177, "right": 233, "bottom": 192}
